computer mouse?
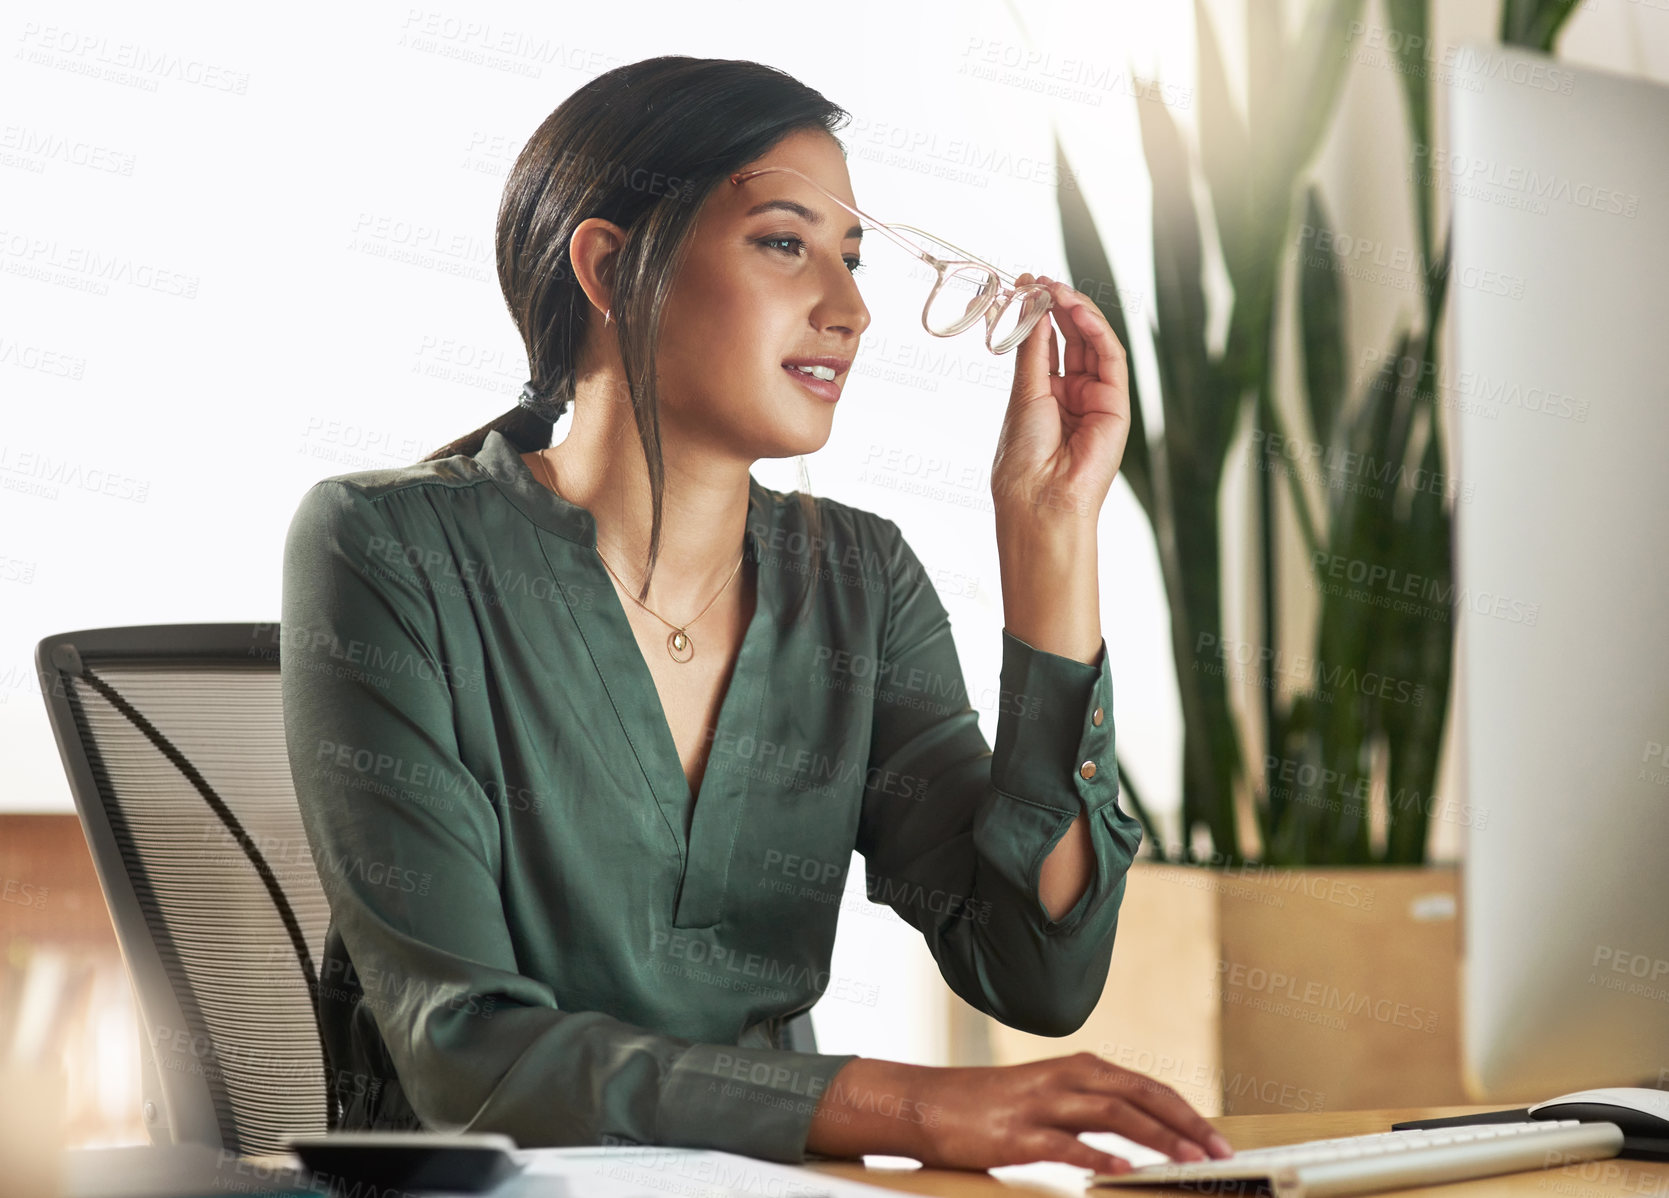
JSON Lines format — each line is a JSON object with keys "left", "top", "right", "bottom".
{"left": 1528, "top": 1087, "right": 1669, "bottom": 1138}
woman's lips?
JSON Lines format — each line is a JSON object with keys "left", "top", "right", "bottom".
{"left": 782, "top": 364, "right": 840, "bottom": 402}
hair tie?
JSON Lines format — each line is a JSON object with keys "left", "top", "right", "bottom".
{"left": 517, "top": 380, "right": 566, "bottom": 422}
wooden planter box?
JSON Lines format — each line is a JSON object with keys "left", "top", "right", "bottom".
{"left": 948, "top": 861, "right": 1470, "bottom": 1115}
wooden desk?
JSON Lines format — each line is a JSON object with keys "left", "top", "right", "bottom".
{"left": 804, "top": 1105, "right": 1669, "bottom": 1198}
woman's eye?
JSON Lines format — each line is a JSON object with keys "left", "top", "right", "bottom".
{"left": 760, "top": 236, "right": 865, "bottom": 275}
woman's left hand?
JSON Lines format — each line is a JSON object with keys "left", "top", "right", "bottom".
{"left": 990, "top": 273, "right": 1131, "bottom": 525}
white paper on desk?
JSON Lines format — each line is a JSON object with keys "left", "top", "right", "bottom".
{"left": 511, "top": 1146, "right": 916, "bottom": 1198}
{"left": 985, "top": 1133, "right": 1167, "bottom": 1194}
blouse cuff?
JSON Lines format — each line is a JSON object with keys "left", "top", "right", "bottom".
{"left": 655, "top": 1044, "right": 860, "bottom": 1164}
{"left": 989, "top": 628, "right": 1117, "bottom": 817}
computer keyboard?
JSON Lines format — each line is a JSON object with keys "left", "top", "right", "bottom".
{"left": 1090, "top": 1118, "right": 1624, "bottom": 1198}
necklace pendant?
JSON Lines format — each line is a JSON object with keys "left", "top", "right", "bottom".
{"left": 668, "top": 628, "right": 694, "bottom": 663}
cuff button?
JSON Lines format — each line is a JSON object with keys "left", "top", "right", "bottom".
{"left": 1092, "top": 706, "right": 1104, "bottom": 726}
{"left": 1079, "top": 760, "right": 1097, "bottom": 780}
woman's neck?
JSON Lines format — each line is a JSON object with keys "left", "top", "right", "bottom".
{"left": 532, "top": 408, "right": 754, "bottom": 615}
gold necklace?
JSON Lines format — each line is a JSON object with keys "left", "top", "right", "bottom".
{"left": 533, "top": 450, "right": 744, "bottom": 665}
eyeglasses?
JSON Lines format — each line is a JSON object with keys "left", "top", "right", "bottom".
{"left": 728, "top": 165, "right": 1053, "bottom": 355}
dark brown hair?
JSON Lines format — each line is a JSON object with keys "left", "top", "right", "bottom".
{"left": 423, "top": 56, "right": 850, "bottom": 626}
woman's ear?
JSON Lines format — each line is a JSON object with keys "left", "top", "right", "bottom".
{"left": 569, "top": 217, "right": 626, "bottom": 319}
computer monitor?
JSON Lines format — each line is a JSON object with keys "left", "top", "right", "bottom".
{"left": 1449, "top": 43, "right": 1669, "bottom": 1101}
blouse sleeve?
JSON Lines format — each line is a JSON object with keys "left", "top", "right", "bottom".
{"left": 854, "top": 517, "right": 1144, "bottom": 1037}
{"left": 281, "top": 480, "right": 857, "bottom": 1163}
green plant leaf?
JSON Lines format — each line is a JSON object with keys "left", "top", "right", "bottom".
{"left": 1499, "top": 0, "right": 1582, "bottom": 50}
{"left": 1054, "top": 130, "right": 1154, "bottom": 520}
{"left": 1114, "top": 753, "right": 1168, "bottom": 861}
{"left": 1379, "top": 414, "right": 1454, "bottom": 863}
{"left": 1297, "top": 330, "right": 1415, "bottom": 862}
{"left": 1195, "top": 0, "right": 1251, "bottom": 285}
{"left": 1133, "top": 89, "right": 1243, "bottom": 863}
{"left": 1385, "top": 0, "right": 1434, "bottom": 268}
{"left": 1277, "top": 0, "right": 1369, "bottom": 181}
{"left": 1135, "top": 94, "right": 1209, "bottom": 443}
{"left": 1297, "top": 187, "right": 1347, "bottom": 450}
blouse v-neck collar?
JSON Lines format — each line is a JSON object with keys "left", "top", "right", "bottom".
{"left": 472, "top": 427, "right": 780, "bottom": 930}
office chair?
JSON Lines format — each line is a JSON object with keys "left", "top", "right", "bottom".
{"left": 36, "top": 623, "right": 817, "bottom": 1158}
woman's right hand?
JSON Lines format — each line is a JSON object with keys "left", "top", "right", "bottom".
{"left": 905, "top": 1053, "right": 1235, "bottom": 1174}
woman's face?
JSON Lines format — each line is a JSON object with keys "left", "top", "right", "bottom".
{"left": 653, "top": 128, "right": 870, "bottom": 465}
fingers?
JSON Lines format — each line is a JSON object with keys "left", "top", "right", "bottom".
{"left": 1039, "top": 277, "right": 1128, "bottom": 391}
{"left": 1075, "top": 1057, "right": 1232, "bottom": 1158}
{"left": 1038, "top": 276, "right": 1086, "bottom": 379}
{"left": 1046, "top": 1090, "right": 1215, "bottom": 1163}
{"left": 1013, "top": 272, "right": 1053, "bottom": 390}
{"left": 1119, "top": 1080, "right": 1231, "bottom": 1158}
{"left": 1036, "top": 1129, "right": 1133, "bottom": 1177}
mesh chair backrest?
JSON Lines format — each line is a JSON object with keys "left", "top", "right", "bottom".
{"left": 37, "top": 626, "right": 335, "bottom": 1158}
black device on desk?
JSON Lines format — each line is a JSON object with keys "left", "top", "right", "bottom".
{"left": 286, "top": 1132, "right": 525, "bottom": 1194}
{"left": 1392, "top": 1087, "right": 1669, "bottom": 1162}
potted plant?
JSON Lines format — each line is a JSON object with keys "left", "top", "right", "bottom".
{"left": 954, "top": 0, "right": 1578, "bottom": 1113}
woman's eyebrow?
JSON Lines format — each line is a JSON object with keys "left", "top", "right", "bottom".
{"left": 744, "top": 198, "right": 863, "bottom": 240}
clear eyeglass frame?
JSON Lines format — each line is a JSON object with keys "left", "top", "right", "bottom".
{"left": 728, "top": 165, "right": 1053, "bottom": 355}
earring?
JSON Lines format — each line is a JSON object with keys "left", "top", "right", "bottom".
{"left": 604, "top": 307, "right": 612, "bottom": 325}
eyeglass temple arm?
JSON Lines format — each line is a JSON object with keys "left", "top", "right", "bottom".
{"left": 730, "top": 166, "right": 1011, "bottom": 282}
{"left": 729, "top": 166, "right": 1045, "bottom": 294}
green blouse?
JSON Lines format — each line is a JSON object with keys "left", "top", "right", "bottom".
{"left": 279, "top": 428, "right": 1142, "bottom": 1164}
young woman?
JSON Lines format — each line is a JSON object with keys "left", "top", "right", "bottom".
{"left": 280, "top": 55, "right": 1232, "bottom": 1175}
